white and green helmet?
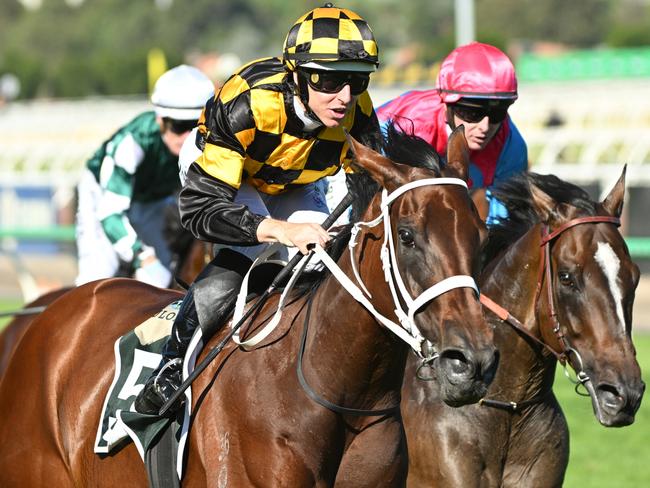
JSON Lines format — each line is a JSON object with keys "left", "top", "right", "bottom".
{"left": 151, "top": 64, "right": 215, "bottom": 120}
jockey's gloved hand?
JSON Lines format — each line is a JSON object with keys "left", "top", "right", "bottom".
{"left": 134, "top": 247, "right": 172, "bottom": 288}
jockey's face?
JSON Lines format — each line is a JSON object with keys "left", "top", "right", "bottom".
{"left": 158, "top": 117, "right": 197, "bottom": 156}
{"left": 294, "top": 70, "right": 365, "bottom": 128}
{"left": 448, "top": 100, "right": 511, "bottom": 151}
{"left": 307, "top": 83, "right": 356, "bottom": 128}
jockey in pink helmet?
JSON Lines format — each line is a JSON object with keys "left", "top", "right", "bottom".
{"left": 376, "top": 42, "right": 527, "bottom": 224}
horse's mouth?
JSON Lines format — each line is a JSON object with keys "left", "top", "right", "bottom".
{"left": 585, "top": 377, "right": 645, "bottom": 427}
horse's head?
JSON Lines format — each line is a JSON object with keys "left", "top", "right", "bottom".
{"left": 527, "top": 167, "right": 644, "bottom": 426}
{"left": 345, "top": 124, "right": 497, "bottom": 406}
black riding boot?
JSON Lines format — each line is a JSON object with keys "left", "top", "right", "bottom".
{"left": 134, "top": 249, "right": 251, "bottom": 415}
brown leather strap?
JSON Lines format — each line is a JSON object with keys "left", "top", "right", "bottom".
{"left": 480, "top": 293, "right": 564, "bottom": 361}
{"left": 540, "top": 216, "right": 620, "bottom": 245}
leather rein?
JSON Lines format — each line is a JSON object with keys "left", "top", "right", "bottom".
{"left": 478, "top": 215, "right": 621, "bottom": 412}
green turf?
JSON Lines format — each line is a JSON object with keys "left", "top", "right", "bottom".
{"left": 556, "top": 332, "right": 650, "bottom": 487}
{"left": 0, "top": 298, "right": 24, "bottom": 329}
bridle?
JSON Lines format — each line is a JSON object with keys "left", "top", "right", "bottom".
{"left": 478, "top": 215, "right": 621, "bottom": 411}
{"left": 317, "top": 177, "right": 480, "bottom": 356}
{"left": 538, "top": 216, "right": 621, "bottom": 376}
{"left": 297, "top": 176, "right": 483, "bottom": 416}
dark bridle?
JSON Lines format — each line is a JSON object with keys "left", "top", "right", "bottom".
{"left": 479, "top": 215, "right": 621, "bottom": 411}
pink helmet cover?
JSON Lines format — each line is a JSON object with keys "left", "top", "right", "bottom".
{"left": 437, "top": 42, "right": 518, "bottom": 103}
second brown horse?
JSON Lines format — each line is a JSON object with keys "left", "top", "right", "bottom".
{"left": 403, "top": 169, "right": 644, "bottom": 487}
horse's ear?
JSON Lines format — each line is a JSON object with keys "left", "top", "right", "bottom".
{"left": 446, "top": 125, "right": 470, "bottom": 181}
{"left": 529, "top": 181, "right": 562, "bottom": 224}
{"left": 601, "top": 165, "right": 626, "bottom": 217}
{"left": 345, "top": 132, "right": 402, "bottom": 189}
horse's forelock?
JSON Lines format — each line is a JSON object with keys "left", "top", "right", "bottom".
{"left": 382, "top": 120, "right": 442, "bottom": 174}
{"left": 484, "top": 173, "right": 599, "bottom": 263}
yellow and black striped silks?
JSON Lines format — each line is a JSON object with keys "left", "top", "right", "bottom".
{"left": 282, "top": 5, "right": 378, "bottom": 71}
{"left": 195, "top": 57, "right": 377, "bottom": 196}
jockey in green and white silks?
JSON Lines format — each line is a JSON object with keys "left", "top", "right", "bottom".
{"left": 75, "top": 65, "right": 215, "bottom": 288}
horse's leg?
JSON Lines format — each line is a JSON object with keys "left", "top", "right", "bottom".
{"left": 502, "top": 401, "right": 569, "bottom": 488}
{"left": 333, "top": 417, "right": 408, "bottom": 488}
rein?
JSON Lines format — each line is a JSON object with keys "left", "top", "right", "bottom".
{"left": 294, "top": 177, "right": 479, "bottom": 415}
{"left": 297, "top": 295, "right": 400, "bottom": 417}
{"left": 479, "top": 215, "right": 621, "bottom": 410}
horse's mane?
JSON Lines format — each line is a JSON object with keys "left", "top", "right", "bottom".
{"left": 483, "top": 172, "right": 598, "bottom": 264}
{"left": 294, "top": 121, "right": 442, "bottom": 292}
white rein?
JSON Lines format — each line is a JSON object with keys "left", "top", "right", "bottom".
{"left": 232, "top": 177, "right": 479, "bottom": 356}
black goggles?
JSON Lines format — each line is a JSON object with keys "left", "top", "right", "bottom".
{"left": 451, "top": 102, "right": 511, "bottom": 124}
{"left": 164, "top": 118, "right": 198, "bottom": 135}
{"left": 301, "top": 70, "right": 370, "bottom": 96}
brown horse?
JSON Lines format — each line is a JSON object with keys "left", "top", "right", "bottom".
{"left": 0, "top": 125, "right": 497, "bottom": 487}
{"left": 403, "top": 169, "right": 645, "bottom": 487}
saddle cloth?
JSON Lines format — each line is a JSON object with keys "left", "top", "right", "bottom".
{"left": 93, "top": 300, "right": 197, "bottom": 483}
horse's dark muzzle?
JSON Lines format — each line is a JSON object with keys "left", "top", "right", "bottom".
{"left": 595, "top": 378, "right": 645, "bottom": 427}
{"left": 437, "top": 346, "right": 499, "bottom": 406}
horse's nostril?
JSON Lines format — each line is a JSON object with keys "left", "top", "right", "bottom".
{"left": 597, "top": 383, "right": 625, "bottom": 411}
{"left": 439, "top": 349, "right": 472, "bottom": 378}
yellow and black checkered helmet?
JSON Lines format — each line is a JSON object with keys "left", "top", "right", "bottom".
{"left": 283, "top": 3, "right": 379, "bottom": 72}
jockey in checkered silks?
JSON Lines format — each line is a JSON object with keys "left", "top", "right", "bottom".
{"left": 135, "top": 3, "right": 382, "bottom": 415}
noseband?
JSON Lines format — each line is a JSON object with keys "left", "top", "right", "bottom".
{"left": 537, "top": 215, "right": 621, "bottom": 391}
{"left": 299, "top": 177, "right": 481, "bottom": 416}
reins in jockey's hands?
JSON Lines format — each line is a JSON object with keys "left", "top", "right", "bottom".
{"left": 256, "top": 218, "right": 332, "bottom": 255}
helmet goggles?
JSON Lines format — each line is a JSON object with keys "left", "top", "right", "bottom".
{"left": 300, "top": 69, "right": 370, "bottom": 95}
{"left": 451, "top": 99, "right": 512, "bottom": 124}
{"left": 164, "top": 118, "right": 198, "bottom": 135}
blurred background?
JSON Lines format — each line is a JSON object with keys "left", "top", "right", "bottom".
{"left": 0, "top": 1, "right": 649, "bottom": 486}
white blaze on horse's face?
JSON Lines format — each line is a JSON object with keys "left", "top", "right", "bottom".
{"left": 594, "top": 241, "right": 626, "bottom": 332}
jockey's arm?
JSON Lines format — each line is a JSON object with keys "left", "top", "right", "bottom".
{"left": 96, "top": 133, "right": 150, "bottom": 267}
{"left": 179, "top": 163, "right": 330, "bottom": 254}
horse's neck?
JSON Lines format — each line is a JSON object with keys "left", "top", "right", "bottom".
{"left": 481, "top": 226, "right": 556, "bottom": 397}
{"left": 303, "top": 247, "right": 408, "bottom": 408}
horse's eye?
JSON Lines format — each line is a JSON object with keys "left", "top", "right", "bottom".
{"left": 398, "top": 228, "right": 415, "bottom": 248}
{"left": 558, "top": 271, "right": 575, "bottom": 288}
